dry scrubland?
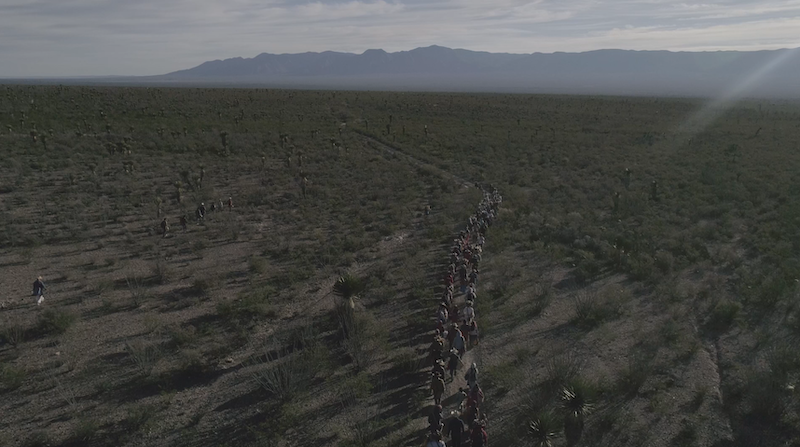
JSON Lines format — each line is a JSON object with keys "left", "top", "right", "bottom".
{"left": 1, "top": 86, "right": 800, "bottom": 447}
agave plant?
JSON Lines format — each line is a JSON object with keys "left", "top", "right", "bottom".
{"left": 528, "top": 411, "right": 560, "bottom": 447}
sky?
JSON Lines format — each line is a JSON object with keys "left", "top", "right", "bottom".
{"left": 2, "top": 0, "right": 800, "bottom": 77}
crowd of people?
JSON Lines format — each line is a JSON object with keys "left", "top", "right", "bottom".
{"left": 426, "top": 187, "right": 502, "bottom": 447}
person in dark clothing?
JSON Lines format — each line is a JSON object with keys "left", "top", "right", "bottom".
{"left": 445, "top": 416, "right": 466, "bottom": 447}
{"left": 32, "top": 276, "right": 46, "bottom": 306}
{"left": 448, "top": 349, "right": 460, "bottom": 381}
{"left": 431, "top": 372, "right": 445, "bottom": 406}
{"left": 195, "top": 203, "right": 206, "bottom": 223}
{"left": 180, "top": 215, "right": 188, "bottom": 231}
{"left": 160, "top": 218, "right": 169, "bottom": 237}
{"left": 428, "top": 405, "right": 444, "bottom": 434}
{"left": 470, "top": 421, "right": 488, "bottom": 447}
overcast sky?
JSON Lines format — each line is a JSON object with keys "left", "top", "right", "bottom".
{"left": 2, "top": 0, "right": 799, "bottom": 77}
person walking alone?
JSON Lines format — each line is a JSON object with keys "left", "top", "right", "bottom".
{"left": 32, "top": 276, "right": 46, "bottom": 306}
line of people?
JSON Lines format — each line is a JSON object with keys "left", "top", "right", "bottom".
{"left": 158, "top": 197, "right": 234, "bottom": 238}
{"left": 426, "top": 187, "right": 502, "bottom": 447}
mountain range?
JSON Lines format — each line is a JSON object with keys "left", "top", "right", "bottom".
{"left": 156, "top": 45, "right": 800, "bottom": 97}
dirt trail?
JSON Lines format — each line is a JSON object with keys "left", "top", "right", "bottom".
{"left": 354, "top": 131, "right": 473, "bottom": 188}
{"left": 357, "top": 129, "right": 495, "bottom": 445}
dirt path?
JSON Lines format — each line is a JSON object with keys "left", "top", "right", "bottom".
{"left": 354, "top": 130, "right": 473, "bottom": 188}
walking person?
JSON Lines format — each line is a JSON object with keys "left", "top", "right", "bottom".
{"left": 431, "top": 372, "right": 446, "bottom": 406}
{"left": 462, "top": 301, "right": 475, "bottom": 326}
{"left": 425, "top": 432, "right": 446, "bottom": 447}
{"left": 160, "top": 218, "right": 169, "bottom": 238}
{"left": 447, "top": 349, "right": 460, "bottom": 381}
{"left": 301, "top": 176, "right": 309, "bottom": 199}
{"left": 180, "top": 215, "right": 188, "bottom": 231}
{"left": 445, "top": 415, "right": 466, "bottom": 447}
{"left": 195, "top": 202, "right": 206, "bottom": 223}
{"left": 470, "top": 421, "right": 488, "bottom": 447}
{"left": 32, "top": 276, "right": 46, "bottom": 306}
{"left": 468, "top": 320, "right": 479, "bottom": 348}
{"left": 428, "top": 405, "right": 444, "bottom": 435}
{"left": 452, "top": 328, "right": 466, "bottom": 358}
{"left": 465, "top": 363, "right": 479, "bottom": 391}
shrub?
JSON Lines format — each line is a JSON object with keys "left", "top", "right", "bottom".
{"left": 70, "top": 417, "right": 100, "bottom": 443}
{"left": 20, "top": 431, "right": 51, "bottom": 447}
{"left": 191, "top": 275, "right": 219, "bottom": 296}
{"left": 167, "top": 324, "right": 198, "bottom": 348}
{"left": 706, "top": 299, "right": 741, "bottom": 334}
{"left": 337, "top": 372, "right": 374, "bottom": 407}
{"left": 152, "top": 260, "right": 172, "bottom": 284}
{"left": 545, "top": 351, "right": 583, "bottom": 391}
{"left": 126, "top": 403, "right": 159, "bottom": 431}
{"left": 125, "top": 341, "right": 161, "bottom": 377}
{"left": 248, "top": 348, "right": 309, "bottom": 401}
{"left": 126, "top": 275, "right": 148, "bottom": 307}
{"left": 249, "top": 256, "right": 268, "bottom": 274}
{"left": 617, "top": 350, "right": 654, "bottom": 397}
{"left": 37, "top": 308, "right": 77, "bottom": 335}
{"left": 484, "top": 361, "right": 523, "bottom": 396}
{"left": 1, "top": 325, "right": 25, "bottom": 347}
{"left": 177, "top": 349, "right": 206, "bottom": 375}
{"left": 392, "top": 347, "right": 421, "bottom": 374}
{"left": 0, "top": 365, "right": 26, "bottom": 390}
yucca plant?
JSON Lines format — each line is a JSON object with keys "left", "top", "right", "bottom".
{"left": 333, "top": 274, "right": 365, "bottom": 301}
{"left": 333, "top": 274, "right": 365, "bottom": 340}
{"left": 562, "top": 378, "right": 595, "bottom": 446}
{"left": 529, "top": 411, "right": 560, "bottom": 447}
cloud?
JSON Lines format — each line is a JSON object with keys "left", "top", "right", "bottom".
{"left": 1, "top": 0, "right": 799, "bottom": 76}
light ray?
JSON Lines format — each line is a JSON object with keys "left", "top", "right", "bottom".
{"left": 678, "top": 46, "right": 800, "bottom": 136}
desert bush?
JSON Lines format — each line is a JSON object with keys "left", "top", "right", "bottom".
{"left": 743, "top": 368, "right": 787, "bottom": 423}
{"left": 93, "top": 278, "right": 115, "bottom": 296}
{"left": 248, "top": 347, "right": 309, "bottom": 401}
{"left": 0, "top": 365, "right": 26, "bottom": 391}
{"left": 249, "top": 255, "right": 268, "bottom": 274}
{"left": 1, "top": 324, "right": 25, "bottom": 347}
{"left": 629, "top": 253, "right": 656, "bottom": 281}
{"left": 337, "top": 372, "right": 374, "bottom": 407}
{"left": 126, "top": 403, "right": 158, "bottom": 430}
{"left": 342, "top": 405, "right": 386, "bottom": 447}
{"left": 343, "top": 315, "right": 385, "bottom": 371}
{"left": 125, "top": 341, "right": 161, "bottom": 377}
{"left": 126, "top": 275, "right": 148, "bottom": 307}
{"left": 37, "top": 308, "right": 77, "bottom": 335}
{"left": 217, "top": 290, "right": 277, "bottom": 326}
{"left": 617, "top": 350, "right": 655, "bottom": 397}
{"left": 545, "top": 351, "right": 583, "bottom": 391}
{"left": 167, "top": 324, "right": 198, "bottom": 348}
{"left": 20, "top": 431, "right": 51, "bottom": 447}
{"left": 50, "top": 372, "right": 78, "bottom": 410}
{"left": 152, "top": 260, "right": 172, "bottom": 284}
{"left": 177, "top": 349, "right": 206, "bottom": 375}
{"left": 70, "top": 417, "right": 100, "bottom": 443}
{"left": 706, "top": 299, "right": 741, "bottom": 334}
{"left": 392, "top": 347, "right": 421, "bottom": 374}
{"left": 485, "top": 361, "right": 524, "bottom": 396}
{"left": 191, "top": 275, "right": 219, "bottom": 296}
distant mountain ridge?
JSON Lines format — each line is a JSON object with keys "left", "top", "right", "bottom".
{"left": 159, "top": 45, "right": 800, "bottom": 97}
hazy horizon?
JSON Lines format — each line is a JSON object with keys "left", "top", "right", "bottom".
{"left": 3, "top": 0, "right": 800, "bottom": 77}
